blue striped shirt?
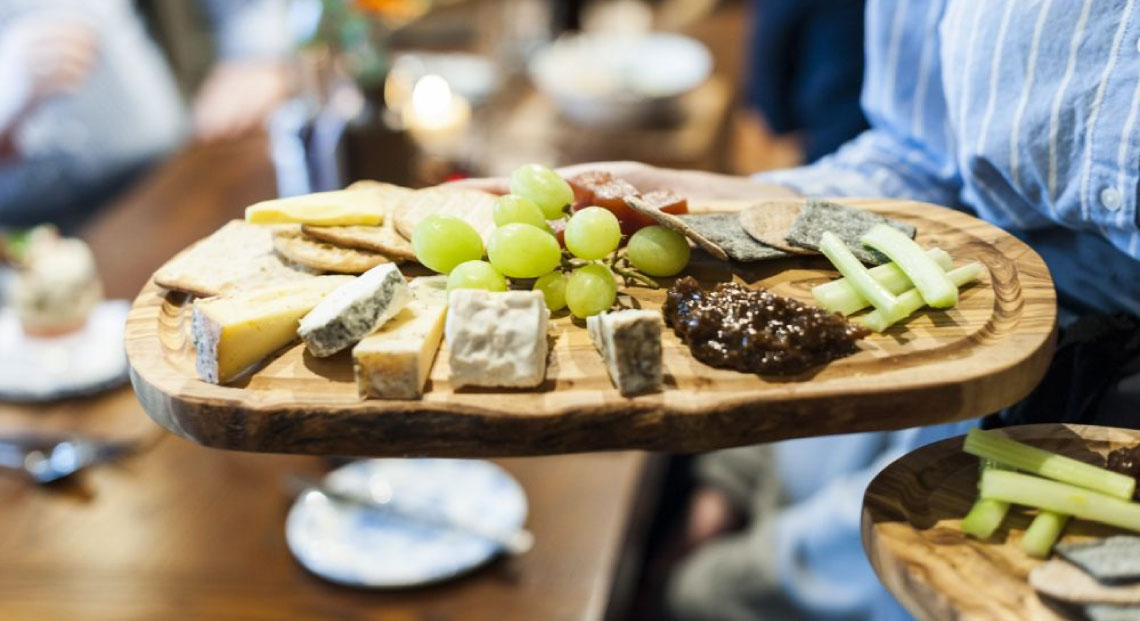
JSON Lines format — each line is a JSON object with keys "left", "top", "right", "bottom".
{"left": 738, "top": 2, "right": 1140, "bottom": 619}
{"left": 758, "top": 0, "right": 1140, "bottom": 316}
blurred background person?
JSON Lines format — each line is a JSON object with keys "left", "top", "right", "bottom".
{"left": 746, "top": 0, "right": 867, "bottom": 162}
{"left": 0, "top": 1, "right": 292, "bottom": 232}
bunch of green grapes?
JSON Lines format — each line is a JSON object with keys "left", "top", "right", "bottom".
{"left": 413, "top": 163, "right": 690, "bottom": 319}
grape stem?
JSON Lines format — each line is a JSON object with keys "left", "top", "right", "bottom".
{"left": 559, "top": 250, "right": 659, "bottom": 289}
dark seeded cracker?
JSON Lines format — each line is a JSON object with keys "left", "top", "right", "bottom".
{"left": 784, "top": 200, "right": 917, "bottom": 265}
{"left": 676, "top": 214, "right": 792, "bottom": 262}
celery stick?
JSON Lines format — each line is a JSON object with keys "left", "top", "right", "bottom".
{"left": 961, "top": 498, "right": 1011, "bottom": 538}
{"left": 860, "top": 262, "right": 983, "bottom": 332}
{"left": 813, "top": 248, "right": 954, "bottom": 315}
{"left": 818, "top": 231, "right": 905, "bottom": 323}
{"left": 964, "top": 428, "right": 1136, "bottom": 500}
{"left": 979, "top": 469, "right": 1140, "bottom": 532}
{"left": 861, "top": 224, "right": 958, "bottom": 308}
{"left": 1021, "top": 511, "right": 1070, "bottom": 559}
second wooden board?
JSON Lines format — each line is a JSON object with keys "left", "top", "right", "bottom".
{"left": 126, "top": 198, "right": 1057, "bottom": 457}
{"left": 863, "top": 424, "right": 1140, "bottom": 621}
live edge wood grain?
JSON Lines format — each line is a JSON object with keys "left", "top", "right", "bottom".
{"left": 863, "top": 424, "right": 1140, "bottom": 621}
{"left": 125, "top": 198, "right": 1058, "bottom": 457}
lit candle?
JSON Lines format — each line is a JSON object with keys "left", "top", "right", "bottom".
{"left": 402, "top": 74, "right": 471, "bottom": 153}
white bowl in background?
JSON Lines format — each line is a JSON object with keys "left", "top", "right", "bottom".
{"left": 528, "top": 32, "right": 713, "bottom": 128}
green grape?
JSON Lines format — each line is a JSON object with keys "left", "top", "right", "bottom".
{"left": 486, "top": 223, "right": 562, "bottom": 278}
{"left": 533, "top": 271, "right": 568, "bottom": 311}
{"left": 626, "top": 225, "right": 691, "bottom": 277}
{"left": 566, "top": 264, "right": 617, "bottom": 318}
{"left": 412, "top": 214, "right": 484, "bottom": 275}
{"left": 447, "top": 260, "right": 507, "bottom": 293}
{"left": 509, "top": 164, "right": 575, "bottom": 220}
{"left": 564, "top": 206, "right": 621, "bottom": 260}
{"left": 493, "top": 194, "right": 549, "bottom": 229}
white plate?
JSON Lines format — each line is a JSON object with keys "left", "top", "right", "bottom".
{"left": 0, "top": 300, "right": 129, "bottom": 402}
{"left": 286, "top": 459, "right": 528, "bottom": 588}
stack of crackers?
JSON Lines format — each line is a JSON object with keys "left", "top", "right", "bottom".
{"left": 153, "top": 181, "right": 497, "bottom": 298}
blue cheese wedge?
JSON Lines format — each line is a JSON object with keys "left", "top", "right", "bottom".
{"left": 298, "top": 263, "right": 411, "bottom": 357}
{"left": 587, "top": 309, "right": 663, "bottom": 396}
{"left": 445, "top": 290, "right": 550, "bottom": 389}
{"left": 352, "top": 277, "right": 448, "bottom": 399}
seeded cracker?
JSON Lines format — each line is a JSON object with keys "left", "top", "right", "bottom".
{"left": 273, "top": 228, "right": 390, "bottom": 274}
{"left": 738, "top": 200, "right": 817, "bottom": 254}
{"left": 624, "top": 196, "right": 730, "bottom": 261}
{"left": 784, "top": 200, "right": 917, "bottom": 265}
{"left": 676, "top": 213, "right": 791, "bottom": 262}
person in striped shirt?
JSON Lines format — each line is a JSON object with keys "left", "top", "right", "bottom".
{"left": 533, "top": 1, "right": 1140, "bottom": 619}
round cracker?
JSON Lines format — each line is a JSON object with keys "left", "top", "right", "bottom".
{"left": 738, "top": 201, "right": 818, "bottom": 255}
{"left": 302, "top": 222, "right": 417, "bottom": 262}
{"left": 273, "top": 228, "right": 390, "bottom": 274}
{"left": 394, "top": 187, "right": 498, "bottom": 244}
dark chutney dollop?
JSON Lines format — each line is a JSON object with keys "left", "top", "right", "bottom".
{"left": 662, "top": 277, "right": 869, "bottom": 376}
{"left": 1106, "top": 445, "right": 1140, "bottom": 501}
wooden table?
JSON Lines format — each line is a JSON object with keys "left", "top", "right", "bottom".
{"left": 0, "top": 135, "right": 658, "bottom": 620}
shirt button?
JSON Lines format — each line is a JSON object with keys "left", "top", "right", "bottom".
{"left": 1100, "top": 187, "right": 1124, "bottom": 211}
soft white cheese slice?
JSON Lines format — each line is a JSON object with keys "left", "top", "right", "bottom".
{"left": 445, "top": 289, "right": 550, "bottom": 389}
{"left": 587, "top": 309, "right": 663, "bottom": 396}
{"left": 351, "top": 277, "right": 448, "bottom": 399}
{"left": 298, "top": 263, "right": 411, "bottom": 357}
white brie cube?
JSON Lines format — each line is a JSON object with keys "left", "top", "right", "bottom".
{"left": 298, "top": 263, "right": 411, "bottom": 357}
{"left": 587, "top": 309, "right": 663, "bottom": 396}
{"left": 445, "top": 289, "right": 550, "bottom": 389}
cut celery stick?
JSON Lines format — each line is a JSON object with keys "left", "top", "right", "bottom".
{"left": 860, "top": 262, "right": 983, "bottom": 332}
{"left": 961, "top": 498, "right": 1011, "bottom": 538}
{"left": 979, "top": 469, "right": 1140, "bottom": 532}
{"left": 818, "top": 231, "right": 905, "bottom": 323}
{"left": 964, "top": 428, "right": 1136, "bottom": 500}
{"left": 1021, "top": 511, "right": 1070, "bottom": 559}
{"left": 861, "top": 224, "right": 958, "bottom": 308}
{"left": 813, "top": 248, "right": 954, "bottom": 315}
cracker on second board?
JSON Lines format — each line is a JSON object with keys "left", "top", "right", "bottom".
{"left": 1030, "top": 559, "right": 1140, "bottom": 605}
{"left": 738, "top": 200, "right": 817, "bottom": 255}
{"left": 273, "top": 228, "right": 390, "bottom": 274}
{"left": 623, "top": 196, "right": 730, "bottom": 261}
{"left": 677, "top": 213, "right": 791, "bottom": 262}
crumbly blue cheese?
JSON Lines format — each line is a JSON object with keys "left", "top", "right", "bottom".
{"left": 298, "top": 263, "right": 411, "bottom": 357}
{"left": 445, "top": 290, "right": 550, "bottom": 389}
{"left": 587, "top": 309, "right": 663, "bottom": 396}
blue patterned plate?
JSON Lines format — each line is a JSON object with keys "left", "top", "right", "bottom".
{"left": 286, "top": 458, "right": 528, "bottom": 588}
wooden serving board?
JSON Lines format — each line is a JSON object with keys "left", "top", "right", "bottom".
{"left": 863, "top": 424, "right": 1140, "bottom": 621}
{"left": 125, "top": 198, "right": 1057, "bottom": 457}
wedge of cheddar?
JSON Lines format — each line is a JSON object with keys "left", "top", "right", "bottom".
{"left": 192, "top": 276, "right": 353, "bottom": 384}
{"left": 245, "top": 190, "right": 388, "bottom": 226}
{"left": 352, "top": 277, "right": 448, "bottom": 399}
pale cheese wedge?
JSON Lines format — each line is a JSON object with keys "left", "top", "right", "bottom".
{"left": 352, "top": 277, "right": 448, "bottom": 400}
{"left": 192, "top": 276, "right": 353, "bottom": 384}
{"left": 245, "top": 190, "right": 387, "bottom": 226}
